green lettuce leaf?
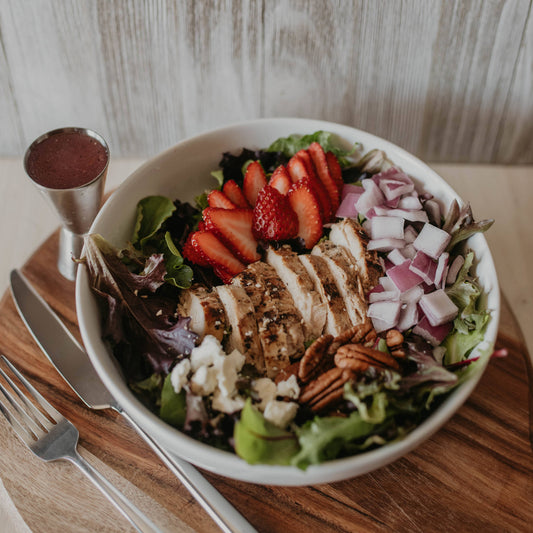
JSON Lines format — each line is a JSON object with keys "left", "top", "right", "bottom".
{"left": 162, "top": 232, "right": 193, "bottom": 289}
{"left": 234, "top": 399, "right": 299, "bottom": 465}
{"left": 444, "top": 252, "right": 490, "bottom": 364}
{"left": 267, "top": 131, "right": 358, "bottom": 167}
{"left": 132, "top": 196, "right": 176, "bottom": 248}
{"left": 159, "top": 374, "right": 187, "bottom": 427}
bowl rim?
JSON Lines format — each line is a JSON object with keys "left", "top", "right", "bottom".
{"left": 76, "top": 117, "right": 500, "bottom": 485}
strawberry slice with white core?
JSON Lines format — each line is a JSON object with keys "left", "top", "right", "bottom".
{"left": 295, "top": 149, "right": 318, "bottom": 180}
{"left": 203, "top": 207, "right": 260, "bottom": 263}
{"left": 287, "top": 153, "right": 332, "bottom": 221}
{"left": 308, "top": 142, "right": 341, "bottom": 214}
{"left": 182, "top": 231, "right": 210, "bottom": 267}
{"left": 252, "top": 185, "right": 298, "bottom": 241}
{"left": 223, "top": 180, "right": 250, "bottom": 208}
{"left": 193, "top": 230, "right": 246, "bottom": 277}
{"left": 243, "top": 161, "right": 267, "bottom": 206}
{"left": 207, "top": 189, "right": 236, "bottom": 209}
{"left": 269, "top": 165, "right": 291, "bottom": 195}
{"left": 287, "top": 178, "right": 323, "bottom": 249}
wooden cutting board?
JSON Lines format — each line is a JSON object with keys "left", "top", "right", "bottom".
{"left": 0, "top": 231, "right": 531, "bottom": 533}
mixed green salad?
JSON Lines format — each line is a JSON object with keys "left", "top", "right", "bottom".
{"left": 83, "top": 131, "right": 496, "bottom": 469}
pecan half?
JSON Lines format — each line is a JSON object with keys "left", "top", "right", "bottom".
{"left": 327, "top": 321, "right": 376, "bottom": 356}
{"left": 335, "top": 343, "right": 400, "bottom": 371}
{"left": 300, "top": 368, "right": 355, "bottom": 412}
{"left": 386, "top": 329, "right": 406, "bottom": 359}
{"left": 298, "top": 334, "right": 334, "bottom": 383}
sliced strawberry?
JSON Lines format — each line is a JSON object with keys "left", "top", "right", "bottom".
{"left": 269, "top": 165, "right": 291, "bottom": 195}
{"left": 286, "top": 154, "right": 309, "bottom": 183}
{"left": 193, "top": 230, "right": 246, "bottom": 277}
{"left": 286, "top": 153, "right": 331, "bottom": 222}
{"left": 243, "top": 161, "right": 267, "bottom": 206}
{"left": 326, "top": 151, "right": 343, "bottom": 191}
{"left": 182, "top": 231, "right": 210, "bottom": 267}
{"left": 308, "top": 142, "right": 341, "bottom": 215}
{"left": 252, "top": 185, "right": 298, "bottom": 241}
{"left": 288, "top": 178, "right": 324, "bottom": 249}
{"left": 207, "top": 189, "right": 236, "bottom": 209}
{"left": 212, "top": 265, "right": 235, "bottom": 284}
{"left": 295, "top": 149, "right": 318, "bottom": 180}
{"left": 223, "top": 179, "right": 250, "bottom": 208}
{"left": 203, "top": 207, "right": 260, "bottom": 263}
{"left": 197, "top": 219, "right": 207, "bottom": 232}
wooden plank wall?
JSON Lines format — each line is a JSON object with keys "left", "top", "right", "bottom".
{"left": 0, "top": 0, "right": 532, "bottom": 163}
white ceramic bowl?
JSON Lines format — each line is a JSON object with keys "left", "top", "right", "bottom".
{"left": 76, "top": 118, "right": 500, "bottom": 486}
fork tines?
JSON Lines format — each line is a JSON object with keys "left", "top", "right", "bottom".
{"left": 0, "top": 355, "right": 62, "bottom": 444}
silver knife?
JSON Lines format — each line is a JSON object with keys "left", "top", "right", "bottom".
{"left": 10, "top": 269, "right": 255, "bottom": 533}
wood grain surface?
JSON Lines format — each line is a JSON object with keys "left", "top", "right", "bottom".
{"left": 0, "top": 231, "right": 531, "bottom": 533}
{"left": 1, "top": 0, "right": 532, "bottom": 163}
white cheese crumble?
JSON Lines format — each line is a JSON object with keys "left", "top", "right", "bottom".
{"left": 263, "top": 401, "right": 299, "bottom": 429}
{"left": 170, "top": 335, "right": 246, "bottom": 414}
{"left": 276, "top": 375, "right": 300, "bottom": 400}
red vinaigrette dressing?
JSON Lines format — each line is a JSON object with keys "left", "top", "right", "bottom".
{"left": 26, "top": 131, "right": 108, "bottom": 189}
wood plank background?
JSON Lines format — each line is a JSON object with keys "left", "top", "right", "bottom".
{"left": 1, "top": 0, "right": 532, "bottom": 163}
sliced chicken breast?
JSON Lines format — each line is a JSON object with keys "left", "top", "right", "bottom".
{"left": 311, "top": 241, "right": 367, "bottom": 326}
{"left": 233, "top": 262, "right": 305, "bottom": 378}
{"left": 178, "top": 284, "right": 227, "bottom": 343}
{"left": 215, "top": 285, "right": 264, "bottom": 372}
{"left": 329, "top": 218, "right": 382, "bottom": 290}
{"left": 299, "top": 254, "right": 352, "bottom": 336}
{"left": 266, "top": 245, "right": 327, "bottom": 342}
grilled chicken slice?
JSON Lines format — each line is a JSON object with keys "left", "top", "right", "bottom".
{"left": 233, "top": 262, "right": 305, "bottom": 378}
{"left": 299, "top": 254, "right": 352, "bottom": 336}
{"left": 266, "top": 245, "right": 326, "bottom": 342}
{"left": 215, "top": 285, "right": 264, "bottom": 372}
{"left": 329, "top": 218, "right": 382, "bottom": 290}
{"left": 178, "top": 284, "right": 227, "bottom": 343}
{"left": 311, "top": 241, "right": 367, "bottom": 326}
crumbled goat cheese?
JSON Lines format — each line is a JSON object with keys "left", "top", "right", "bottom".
{"left": 263, "top": 400, "right": 299, "bottom": 429}
{"left": 276, "top": 375, "right": 300, "bottom": 400}
{"left": 170, "top": 358, "right": 191, "bottom": 393}
{"left": 253, "top": 378, "right": 277, "bottom": 410}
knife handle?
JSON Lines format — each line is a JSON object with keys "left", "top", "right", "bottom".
{"left": 119, "top": 409, "right": 257, "bottom": 533}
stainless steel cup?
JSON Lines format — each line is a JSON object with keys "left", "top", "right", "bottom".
{"left": 24, "top": 127, "right": 109, "bottom": 280}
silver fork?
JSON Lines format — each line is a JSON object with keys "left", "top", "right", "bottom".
{"left": 0, "top": 355, "right": 161, "bottom": 533}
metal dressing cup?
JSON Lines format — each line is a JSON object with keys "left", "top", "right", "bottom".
{"left": 24, "top": 127, "right": 110, "bottom": 280}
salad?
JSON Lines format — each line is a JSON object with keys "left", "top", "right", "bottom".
{"left": 83, "top": 131, "right": 495, "bottom": 469}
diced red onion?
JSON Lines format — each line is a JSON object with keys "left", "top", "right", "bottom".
{"left": 379, "top": 276, "right": 399, "bottom": 293}
{"left": 404, "top": 225, "right": 418, "bottom": 243}
{"left": 373, "top": 206, "right": 429, "bottom": 223}
{"left": 397, "top": 303, "right": 418, "bottom": 331}
{"left": 367, "top": 238, "right": 406, "bottom": 252}
{"left": 387, "top": 260, "right": 424, "bottom": 292}
{"left": 335, "top": 192, "right": 361, "bottom": 218}
{"left": 341, "top": 183, "right": 364, "bottom": 200}
{"left": 373, "top": 168, "right": 415, "bottom": 201}
{"left": 385, "top": 196, "right": 401, "bottom": 208}
{"left": 419, "top": 289, "right": 458, "bottom": 327}
{"left": 355, "top": 180, "right": 385, "bottom": 215}
{"left": 387, "top": 248, "right": 408, "bottom": 266}
{"left": 413, "top": 316, "right": 452, "bottom": 346}
{"left": 399, "top": 285, "right": 424, "bottom": 304}
{"left": 371, "top": 317, "right": 396, "bottom": 334}
{"left": 412, "top": 223, "right": 451, "bottom": 259}
{"left": 434, "top": 252, "right": 449, "bottom": 288}
{"left": 370, "top": 216, "right": 405, "bottom": 240}
{"left": 367, "top": 300, "right": 401, "bottom": 324}
{"left": 398, "top": 195, "right": 422, "bottom": 210}
{"left": 369, "top": 290, "right": 401, "bottom": 303}
{"left": 409, "top": 251, "right": 437, "bottom": 285}
{"left": 424, "top": 199, "right": 441, "bottom": 226}
{"left": 446, "top": 255, "right": 465, "bottom": 285}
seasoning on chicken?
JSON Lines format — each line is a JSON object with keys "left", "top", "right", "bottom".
{"left": 233, "top": 262, "right": 305, "bottom": 378}
{"left": 177, "top": 284, "right": 228, "bottom": 343}
{"left": 215, "top": 284, "right": 265, "bottom": 373}
{"left": 265, "top": 245, "right": 327, "bottom": 342}
{"left": 299, "top": 254, "right": 353, "bottom": 336}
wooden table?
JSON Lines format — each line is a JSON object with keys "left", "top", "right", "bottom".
{"left": 0, "top": 160, "right": 532, "bottom": 531}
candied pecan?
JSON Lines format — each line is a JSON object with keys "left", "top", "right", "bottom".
{"left": 386, "top": 329, "right": 406, "bottom": 359}
{"left": 309, "top": 387, "right": 345, "bottom": 413}
{"left": 298, "top": 334, "right": 334, "bottom": 383}
{"left": 335, "top": 343, "right": 400, "bottom": 371}
{"left": 299, "top": 367, "right": 343, "bottom": 404}
{"left": 327, "top": 322, "right": 375, "bottom": 356}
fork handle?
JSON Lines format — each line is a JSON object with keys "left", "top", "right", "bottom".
{"left": 65, "top": 450, "right": 161, "bottom": 533}
{"left": 120, "top": 410, "right": 256, "bottom": 533}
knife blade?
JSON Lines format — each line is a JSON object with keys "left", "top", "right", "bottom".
{"left": 10, "top": 269, "right": 255, "bottom": 533}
